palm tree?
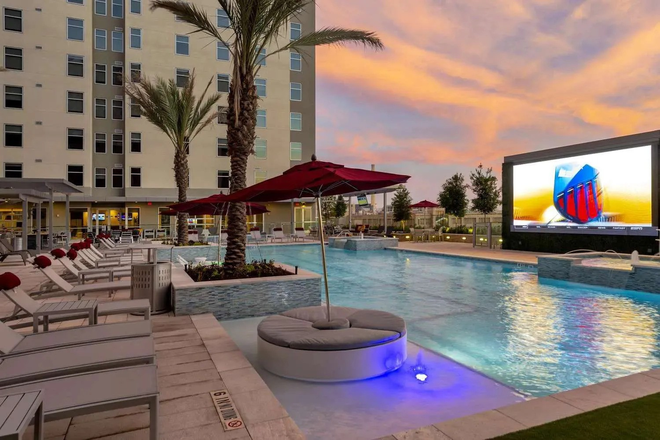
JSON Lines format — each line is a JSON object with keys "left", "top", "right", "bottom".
{"left": 125, "top": 72, "right": 221, "bottom": 246}
{"left": 151, "top": 0, "right": 384, "bottom": 268}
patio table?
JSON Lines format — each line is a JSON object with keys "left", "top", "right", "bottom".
{"left": 32, "top": 300, "right": 97, "bottom": 333}
{"left": 0, "top": 390, "right": 44, "bottom": 440}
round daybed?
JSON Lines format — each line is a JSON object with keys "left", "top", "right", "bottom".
{"left": 258, "top": 306, "right": 407, "bottom": 382}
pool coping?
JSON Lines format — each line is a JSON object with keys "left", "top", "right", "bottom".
{"left": 386, "top": 247, "right": 539, "bottom": 267}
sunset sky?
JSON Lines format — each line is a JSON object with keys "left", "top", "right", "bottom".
{"left": 315, "top": 0, "right": 660, "bottom": 203}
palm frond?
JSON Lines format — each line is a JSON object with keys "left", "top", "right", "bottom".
{"left": 269, "top": 27, "right": 384, "bottom": 59}
{"left": 151, "top": 0, "right": 231, "bottom": 48}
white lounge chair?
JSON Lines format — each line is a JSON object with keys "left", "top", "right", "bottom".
{"left": 292, "top": 228, "right": 309, "bottom": 241}
{"left": 0, "top": 239, "right": 30, "bottom": 266}
{"left": 37, "top": 261, "right": 131, "bottom": 300}
{"left": 271, "top": 228, "right": 287, "bottom": 242}
{"left": 250, "top": 229, "right": 266, "bottom": 243}
{"left": 58, "top": 257, "right": 131, "bottom": 284}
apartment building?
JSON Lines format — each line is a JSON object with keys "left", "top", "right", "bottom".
{"left": 1, "top": 0, "right": 315, "bottom": 237}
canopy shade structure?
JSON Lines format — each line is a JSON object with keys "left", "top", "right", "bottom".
{"left": 411, "top": 200, "right": 440, "bottom": 208}
{"left": 224, "top": 157, "right": 410, "bottom": 325}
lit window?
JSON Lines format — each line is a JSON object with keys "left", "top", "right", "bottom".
{"left": 4, "top": 125, "right": 22, "bottom": 148}
{"left": 95, "top": 29, "right": 107, "bottom": 50}
{"left": 130, "top": 0, "right": 141, "bottom": 14}
{"left": 216, "top": 9, "right": 229, "bottom": 27}
{"left": 217, "top": 106, "right": 228, "bottom": 124}
{"left": 257, "top": 48, "right": 266, "bottom": 66}
{"left": 95, "top": 167, "right": 106, "bottom": 188}
{"left": 95, "top": 63, "right": 107, "bottom": 84}
{"left": 112, "top": 65, "right": 123, "bottom": 86}
{"left": 216, "top": 42, "right": 229, "bottom": 61}
{"left": 111, "top": 31, "right": 123, "bottom": 52}
{"left": 255, "top": 79, "right": 266, "bottom": 98}
{"left": 130, "top": 63, "right": 141, "bottom": 82}
{"left": 130, "top": 99, "right": 141, "bottom": 118}
{"left": 95, "top": 0, "right": 106, "bottom": 15}
{"left": 217, "top": 138, "right": 228, "bottom": 156}
{"left": 94, "top": 98, "right": 106, "bottom": 119}
{"left": 256, "top": 110, "right": 266, "bottom": 128}
{"left": 112, "top": 133, "right": 123, "bottom": 154}
{"left": 175, "top": 35, "right": 189, "bottom": 55}
{"left": 290, "top": 22, "right": 301, "bottom": 40}
{"left": 130, "top": 132, "right": 141, "bottom": 152}
{"left": 67, "top": 91, "right": 84, "bottom": 114}
{"left": 4, "top": 163, "right": 22, "bottom": 178}
{"left": 290, "top": 142, "right": 302, "bottom": 161}
{"left": 290, "top": 52, "right": 301, "bottom": 71}
{"left": 112, "top": 99, "right": 123, "bottom": 120}
{"left": 290, "top": 112, "right": 302, "bottom": 131}
{"left": 130, "top": 167, "right": 141, "bottom": 187}
{"left": 290, "top": 82, "right": 302, "bottom": 101}
{"left": 4, "top": 86, "right": 22, "bottom": 109}
{"left": 255, "top": 170, "right": 267, "bottom": 184}
{"left": 130, "top": 28, "right": 141, "bottom": 49}
{"left": 217, "top": 74, "right": 230, "bottom": 93}
{"left": 95, "top": 133, "right": 106, "bottom": 153}
{"left": 67, "top": 128, "right": 84, "bottom": 150}
{"left": 217, "top": 171, "right": 230, "bottom": 189}
{"left": 112, "top": 168, "right": 123, "bottom": 188}
{"left": 176, "top": 68, "right": 189, "bottom": 87}
{"left": 4, "top": 8, "right": 22, "bottom": 32}
{"left": 67, "top": 18, "right": 84, "bottom": 41}
{"left": 111, "top": 0, "right": 123, "bottom": 18}
{"left": 67, "top": 165, "right": 84, "bottom": 186}
{"left": 67, "top": 54, "right": 84, "bottom": 77}
{"left": 255, "top": 139, "right": 267, "bottom": 159}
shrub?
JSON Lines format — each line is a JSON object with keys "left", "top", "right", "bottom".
{"left": 185, "top": 260, "right": 292, "bottom": 281}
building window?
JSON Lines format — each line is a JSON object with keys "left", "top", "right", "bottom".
{"left": 256, "top": 110, "right": 266, "bottom": 128}
{"left": 111, "top": 0, "right": 123, "bottom": 18}
{"left": 130, "top": 0, "right": 141, "bottom": 14}
{"left": 130, "top": 63, "right": 141, "bottom": 82}
{"left": 255, "top": 79, "right": 266, "bottom": 98}
{"left": 257, "top": 48, "right": 266, "bottom": 66}
{"left": 130, "top": 132, "right": 141, "bottom": 152}
{"left": 95, "top": 0, "right": 106, "bottom": 15}
{"left": 68, "top": 0, "right": 84, "bottom": 4}
{"left": 290, "top": 82, "right": 302, "bottom": 101}
{"left": 112, "top": 168, "right": 123, "bottom": 188}
{"left": 67, "top": 54, "right": 84, "bottom": 77}
{"left": 67, "top": 128, "right": 84, "bottom": 150}
{"left": 4, "top": 86, "right": 22, "bottom": 109}
{"left": 217, "top": 171, "right": 230, "bottom": 189}
{"left": 290, "top": 112, "right": 302, "bottom": 131}
{"left": 130, "top": 99, "right": 141, "bottom": 118}
{"left": 4, "top": 47, "right": 22, "bottom": 71}
{"left": 95, "top": 167, "right": 106, "bottom": 188}
{"left": 4, "top": 163, "right": 22, "bottom": 178}
{"left": 130, "top": 167, "right": 141, "bottom": 187}
{"left": 67, "top": 18, "right": 84, "bottom": 41}
{"left": 290, "top": 52, "right": 301, "bottom": 71}
{"left": 216, "top": 42, "right": 229, "bottom": 61}
{"left": 130, "top": 28, "right": 141, "bottom": 49}
{"left": 217, "top": 74, "right": 230, "bottom": 93}
{"left": 94, "top": 29, "right": 107, "bottom": 50}
{"left": 255, "top": 139, "right": 267, "bottom": 159}
{"left": 4, "top": 124, "right": 22, "bottom": 148}
{"left": 217, "top": 138, "right": 228, "bottom": 156}
{"left": 175, "top": 68, "right": 189, "bottom": 87}
{"left": 112, "top": 133, "right": 123, "bottom": 154}
{"left": 255, "top": 170, "right": 267, "bottom": 184}
{"left": 112, "top": 65, "right": 123, "bottom": 86}
{"left": 175, "top": 35, "right": 189, "bottom": 55}
{"left": 217, "top": 106, "right": 228, "bottom": 124}
{"left": 94, "top": 98, "right": 106, "bottom": 119}
{"left": 67, "top": 91, "right": 84, "bottom": 114}
{"left": 290, "top": 22, "right": 301, "bottom": 40}
{"left": 111, "top": 31, "right": 123, "bottom": 52}
{"left": 217, "top": 9, "right": 229, "bottom": 27}
{"left": 67, "top": 165, "right": 84, "bottom": 186}
{"left": 95, "top": 64, "right": 106, "bottom": 84}
{"left": 95, "top": 133, "right": 106, "bottom": 153}
{"left": 3, "top": 8, "right": 22, "bottom": 32}
{"left": 112, "top": 99, "right": 123, "bottom": 120}
{"left": 290, "top": 142, "right": 302, "bottom": 161}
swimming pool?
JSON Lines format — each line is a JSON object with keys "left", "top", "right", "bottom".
{"left": 248, "top": 245, "right": 660, "bottom": 397}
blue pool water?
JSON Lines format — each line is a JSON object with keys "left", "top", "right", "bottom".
{"left": 248, "top": 245, "right": 660, "bottom": 397}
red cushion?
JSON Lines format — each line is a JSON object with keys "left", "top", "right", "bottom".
{"left": 0, "top": 273, "right": 20, "bottom": 290}
{"left": 50, "top": 248, "right": 66, "bottom": 259}
{"left": 33, "top": 255, "right": 52, "bottom": 269}
{"left": 70, "top": 243, "right": 80, "bottom": 251}
{"left": 250, "top": 227, "right": 260, "bottom": 231}
{"left": 83, "top": 242, "right": 91, "bottom": 249}
{"left": 67, "top": 249, "right": 78, "bottom": 260}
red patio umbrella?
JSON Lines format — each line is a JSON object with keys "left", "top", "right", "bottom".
{"left": 224, "top": 156, "right": 410, "bottom": 325}
{"left": 410, "top": 200, "right": 439, "bottom": 208}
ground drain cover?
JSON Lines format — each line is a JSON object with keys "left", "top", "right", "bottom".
{"left": 210, "top": 390, "right": 244, "bottom": 431}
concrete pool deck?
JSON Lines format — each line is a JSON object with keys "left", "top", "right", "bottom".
{"left": 395, "top": 242, "right": 544, "bottom": 265}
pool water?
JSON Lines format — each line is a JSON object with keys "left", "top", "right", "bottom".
{"left": 249, "top": 245, "right": 660, "bottom": 397}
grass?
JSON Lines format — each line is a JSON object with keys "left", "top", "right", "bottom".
{"left": 495, "top": 392, "right": 660, "bottom": 439}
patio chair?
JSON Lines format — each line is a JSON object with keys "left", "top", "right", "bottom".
{"left": 292, "top": 228, "right": 309, "bottom": 242}
{"left": 0, "top": 239, "right": 30, "bottom": 266}
{"left": 220, "top": 232, "right": 228, "bottom": 244}
{"left": 77, "top": 249, "right": 123, "bottom": 269}
{"left": 0, "top": 319, "right": 151, "bottom": 357}
{"left": 249, "top": 228, "right": 267, "bottom": 243}
{"left": 0, "top": 365, "right": 158, "bottom": 440}
{"left": 58, "top": 255, "right": 131, "bottom": 284}
{"left": 271, "top": 228, "right": 287, "bottom": 242}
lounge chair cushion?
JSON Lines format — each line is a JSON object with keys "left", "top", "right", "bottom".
{"left": 67, "top": 249, "right": 78, "bottom": 260}
{"left": 51, "top": 248, "right": 66, "bottom": 259}
{"left": 0, "top": 273, "right": 20, "bottom": 290}
{"left": 33, "top": 256, "right": 52, "bottom": 268}
{"left": 259, "top": 306, "right": 406, "bottom": 351}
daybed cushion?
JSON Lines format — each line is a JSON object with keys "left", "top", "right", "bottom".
{"left": 259, "top": 306, "right": 406, "bottom": 351}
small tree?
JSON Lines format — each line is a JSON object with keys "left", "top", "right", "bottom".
{"left": 320, "top": 197, "right": 336, "bottom": 223}
{"left": 391, "top": 185, "right": 413, "bottom": 228}
{"left": 469, "top": 164, "right": 501, "bottom": 220}
{"left": 438, "top": 173, "right": 469, "bottom": 226}
{"left": 334, "top": 195, "right": 347, "bottom": 219}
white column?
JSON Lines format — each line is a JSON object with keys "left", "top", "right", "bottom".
{"left": 290, "top": 200, "right": 295, "bottom": 234}
{"left": 262, "top": 212, "right": 266, "bottom": 233}
{"left": 64, "top": 195, "right": 70, "bottom": 245}
{"left": 22, "top": 199, "right": 29, "bottom": 251}
{"left": 36, "top": 202, "right": 42, "bottom": 252}
{"left": 125, "top": 207, "right": 129, "bottom": 229}
{"left": 383, "top": 193, "right": 387, "bottom": 234}
{"left": 348, "top": 197, "right": 352, "bottom": 229}
{"left": 48, "top": 190, "right": 54, "bottom": 250}
{"left": 95, "top": 209, "right": 100, "bottom": 234}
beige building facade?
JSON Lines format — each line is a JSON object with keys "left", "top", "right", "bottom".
{"left": 1, "top": 0, "right": 315, "bottom": 237}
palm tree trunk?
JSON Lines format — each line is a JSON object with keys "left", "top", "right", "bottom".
{"left": 224, "top": 72, "right": 258, "bottom": 268}
{"left": 174, "top": 147, "right": 189, "bottom": 246}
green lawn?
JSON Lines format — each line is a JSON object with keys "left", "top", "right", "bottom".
{"left": 495, "top": 393, "right": 660, "bottom": 440}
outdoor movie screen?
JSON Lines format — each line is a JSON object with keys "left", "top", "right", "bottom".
{"left": 512, "top": 145, "right": 654, "bottom": 235}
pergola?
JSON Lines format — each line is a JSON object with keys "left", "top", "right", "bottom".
{"left": 0, "top": 178, "right": 83, "bottom": 251}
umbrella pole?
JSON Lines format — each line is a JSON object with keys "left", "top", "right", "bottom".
{"left": 217, "top": 215, "right": 222, "bottom": 264}
{"left": 316, "top": 197, "right": 331, "bottom": 322}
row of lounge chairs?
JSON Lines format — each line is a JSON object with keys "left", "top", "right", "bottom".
{"left": 249, "top": 227, "right": 312, "bottom": 243}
